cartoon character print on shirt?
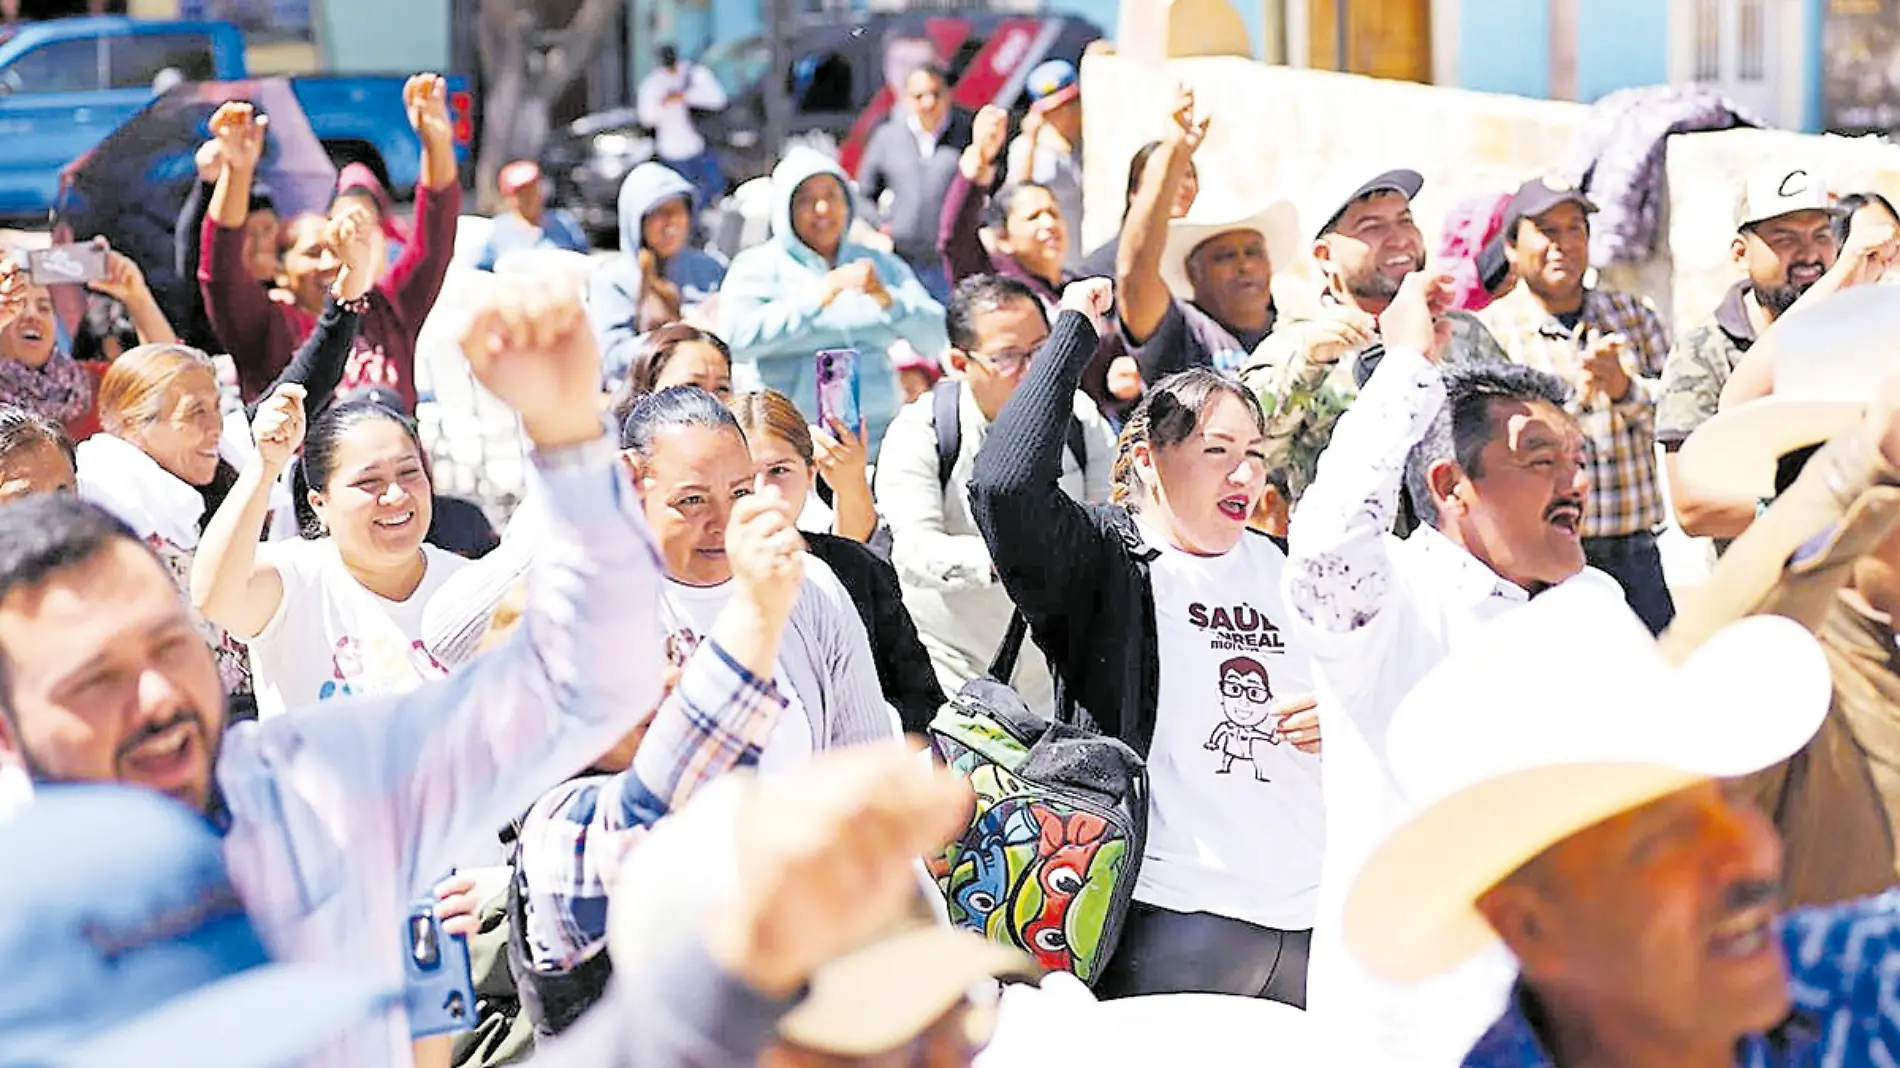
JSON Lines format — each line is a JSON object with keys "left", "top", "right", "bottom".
{"left": 315, "top": 634, "right": 450, "bottom": 702}
{"left": 1205, "top": 655, "right": 1282, "bottom": 782}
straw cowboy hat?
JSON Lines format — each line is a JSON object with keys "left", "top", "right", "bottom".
{"left": 1158, "top": 194, "right": 1302, "bottom": 303}
{"left": 1343, "top": 582, "right": 1832, "bottom": 984}
{"left": 1677, "top": 283, "right": 1897, "bottom": 501}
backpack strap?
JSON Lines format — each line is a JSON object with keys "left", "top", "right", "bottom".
{"left": 986, "top": 610, "right": 1030, "bottom": 684}
{"left": 932, "top": 379, "right": 962, "bottom": 491}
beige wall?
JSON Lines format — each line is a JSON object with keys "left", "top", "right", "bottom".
{"left": 1081, "top": 53, "right": 1900, "bottom": 332}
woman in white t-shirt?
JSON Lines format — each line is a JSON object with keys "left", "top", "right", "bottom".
{"left": 967, "top": 279, "right": 1325, "bottom": 1006}
{"left": 619, "top": 384, "right": 893, "bottom": 763}
{"left": 191, "top": 388, "right": 469, "bottom": 719}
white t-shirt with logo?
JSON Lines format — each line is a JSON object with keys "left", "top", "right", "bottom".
{"left": 248, "top": 540, "right": 471, "bottom": 719}
{"left": 661, "top": 579, "right": 813, "bottom": 773}
{"left": 1135, "top": 523, "right": 1326, "bottom": 931}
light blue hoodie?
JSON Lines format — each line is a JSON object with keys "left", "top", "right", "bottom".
{"left": 717, "top": 146, "right": 947, "bottom": 450}
{"left": 585, "top": 163, "right": 729, "bottom": 382}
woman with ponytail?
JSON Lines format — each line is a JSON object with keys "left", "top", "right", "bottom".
{"left": 968, "top": 277, "right": 1327, "bottom": 1007}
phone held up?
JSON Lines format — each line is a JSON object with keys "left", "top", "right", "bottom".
{"left": 814, "top": 347, "right": 862, "bottom": 434}
{"left": 26, "top": 242, "right": 107, "bottom": 287}
{"left": 404, "top": 892, "right": 476, "bottom": 1038}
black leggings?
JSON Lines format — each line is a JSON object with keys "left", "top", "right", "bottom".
{"left": 1095, "top": 901, "right": 1311, "bottom": 1008}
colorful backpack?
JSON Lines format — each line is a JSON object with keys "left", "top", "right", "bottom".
{"left": 927, "top": 615, "right": 1148, "bottom": 986}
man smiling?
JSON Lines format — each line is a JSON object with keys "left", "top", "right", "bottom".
{"left": 1481, "top": 177, "right": 1674, "bottom": 634}
{"left": 0, "top": 286, "right": 671, "bottom": 1066}
{"left": 1286, "top": 270, "right": 1614, "bottom": 1068}
{"left": 1344, "top": 582, "right": 1842, "bottom": 1068}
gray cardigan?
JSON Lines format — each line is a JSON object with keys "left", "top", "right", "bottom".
{"left": 856, "top": 108, "right": 974, "bottom": 266}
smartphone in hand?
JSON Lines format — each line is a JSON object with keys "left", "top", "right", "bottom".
{"left": 403, "top": 893, "right": 476, "bottom": 1038}
{"left": 27, "top": 243, "right": 106, "bottom": 287}
{"left": 814, "top": 348, "right": 862, "bottom": 434}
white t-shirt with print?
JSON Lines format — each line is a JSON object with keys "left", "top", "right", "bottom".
{"left": 661, "top": 579, "right": 813, "bottom": 773}
{"left": 1135, "top": 523, "right": 1326, "bottom": 931}
{"left": 248, "top": 540, "right": 471, "bottom": 720}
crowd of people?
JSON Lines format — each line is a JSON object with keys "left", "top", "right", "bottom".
{"left": 3, "top": 44, "right": 1900, "bottom": 1068}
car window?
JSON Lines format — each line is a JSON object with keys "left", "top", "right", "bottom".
{"left": 791, "top": 50, "right": 853, "bottom": 114}
{"left": 108, "top": 33, "right": 217, "bottom": 90}
{"left": 0, "top": 38, "right": 103, "bottom": 95}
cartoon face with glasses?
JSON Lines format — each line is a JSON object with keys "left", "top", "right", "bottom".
{"left": 1204, "top": 655, "right": 1279, "bottom": 781}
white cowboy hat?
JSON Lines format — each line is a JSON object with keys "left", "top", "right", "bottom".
{"left": 1159, "top": 195, "right": 1302, "bottom": 303}
{"left": 1344, "top": 581, "right": 1832, "bottom": 984}
{"left": 1677, "top": 283, "right": 1895, "bottom": 501}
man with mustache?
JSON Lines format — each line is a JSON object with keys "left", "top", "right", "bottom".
{"left": 1285, "top": 270, "right": 1614, "bottom": 1068}
{"left": 0, "top": 285, "right": 676, "bottom": 1066}
{"left": 1480, "top": 178, "right": 1675, "bottom": 634}
{"left": 1342, "top": 581, "right": 1841, "bottom": 1068}
{"left": 1657, "top": 166, "right": 1841, "bottom": 541}
{"left": 1242, "top": 168, "right": 1508, "bottom": 511}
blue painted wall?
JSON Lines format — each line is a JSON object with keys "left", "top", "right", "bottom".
{"left": 1575, "top": 0, "right": 1668, "bottom": 102}
{"left": 1458, "top": 0, "right": 1549, "bottom": 98}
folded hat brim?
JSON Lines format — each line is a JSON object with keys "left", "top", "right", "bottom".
{"left": 1677, "top": 396, "right": 1865, "bottom": 502}
{"left": 778, "top": 926, "right": 1041, "bottom": 1057}
{"left": 1344, "top": 611, "right": 1833, "bottom": 983}
{"left": 54, "top": 963, "right": 391, "bottom": 1068}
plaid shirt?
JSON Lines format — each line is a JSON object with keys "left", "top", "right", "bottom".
{"left": 1463, "top": 892, "right": 1900, "bottom": 1067}
{"left": 1479, "top": 284, "right": 1670, "bottom": 538}
{"left": 516, "top": 639, "right": 786, "bottom": 972}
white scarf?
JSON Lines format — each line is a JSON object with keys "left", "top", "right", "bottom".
{"left": 75, "top": 433, "right": 207, "bottom": 551}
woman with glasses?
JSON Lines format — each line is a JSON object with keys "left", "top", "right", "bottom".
{"left": 968, "top": 277, "right": 1326, "bottom": 1008}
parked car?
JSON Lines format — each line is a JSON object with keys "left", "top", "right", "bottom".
{"left": 0, "top": 16, "right": 473, "bottom": 226}
{"left": 541, "top": 12, "right": 1103, "bottom": 246}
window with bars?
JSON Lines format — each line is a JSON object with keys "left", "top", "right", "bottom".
{"left": 1695, "top": 0, "right": 1770, "bottom": 85}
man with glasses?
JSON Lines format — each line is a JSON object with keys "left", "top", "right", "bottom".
{"left": 859, "top": 64, "right": 973, "bottom": 303}
{"left": 874, "top": 274, "right": 1115, "bottom": 714}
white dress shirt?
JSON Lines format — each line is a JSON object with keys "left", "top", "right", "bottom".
{"left": 1283, "top": 347, "right": 1621, "bottom": 1068}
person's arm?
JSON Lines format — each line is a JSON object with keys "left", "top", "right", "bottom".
{"left": 518, "top": 614, "right": 796, "bottom": 972}
{"left": 856, "top": 127, "right": 892, "bottom": 211}
{"left": 1284, "top": 274, "right": 1449, "bottom": 650}
{"left": 1241, "top": 327, "right": 1356, "bottom": 508}
{"left": 1660, "top": 423, "right": 1900, "bottom": 662}
{"left": 248, "top": 288, "right": 669, "bottom": 896}
{"left": 854, "top": 547, "right": 947, "bottom": 733}
{"left": 875, "top": 398, "right": 1001, "bottom": 593}
{"left": 383, "top": 75, "right": 462, "bottom": 335}
{"left": 1665, "top": 447, "right": 1758, "bottom": 540}
{"left": 937, "top": 167, "right": 995, "bottom": 284}
{"left": 1117, "top": 87, "right": 1205, "bottom": 347}
{"left": 199, "top": 103, "right": 291, "bottom": 397}
{"left": 684, "top": 64, "right": 728, "bottom": 111}
{"left": 90, "top": 245, "right": 177, "bottom": 345}
{"left": 874, "top": 255, "right": 949, "bottom": 355}
{"left": 715, "top": 252, "right": 832, "bottom": 359}
{"left": 968, "top": 283, "right": 1115, "bottom": 632}
{"left": 174, "top": 174, "right": 214, "bottom": 289}
{"left": 1656, "top": 332, "right": 1758, "bottom": 539}
{"left": 190, "top": 386, "right": 302, "bottom": 639}
{"left": 251, "top": 211, "right": 377, "bottom": 417}
{"left": 635, "top": 71, "right": 668, "bottom": 129}
{"left": 939, "top": 104, "right": 1009, "bottom": 284}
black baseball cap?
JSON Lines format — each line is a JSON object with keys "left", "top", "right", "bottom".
{"left": 1315, "top": 169, "right": 1425, "bottom": 239}
{"left": 1500, "top": 177, "right": 1598, "bottom": 241}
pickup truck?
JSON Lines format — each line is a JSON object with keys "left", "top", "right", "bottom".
{"left": 0, "top": 16, "right": 472, "bottom": 225}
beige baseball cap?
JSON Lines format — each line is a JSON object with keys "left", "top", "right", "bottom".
{"left": 1735, "top": 165, "right": 1839, "bottom": 230}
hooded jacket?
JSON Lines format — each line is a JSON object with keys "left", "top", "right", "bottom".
{"left": 717, "top": 147, "right": 946, "bottom": 442}
{"left": 584, "top": 163, "right": 729, "bottom": 380}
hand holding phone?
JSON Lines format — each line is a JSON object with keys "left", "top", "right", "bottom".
{"left": 27, "top": 242, "right": 107, "bottom": 287}
{"left": 403, "top": 890, "right": 476, "bottom": 1038}
{"left": 814, "top": 348, "right": 862, "bottom": 438}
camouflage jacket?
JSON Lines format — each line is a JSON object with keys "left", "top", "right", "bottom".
{"left": 1655, "top": 280, "right": 1758, "bottom": 447}
{"left": 1239, "top": 306, "right": 1509, "bottom": 507}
